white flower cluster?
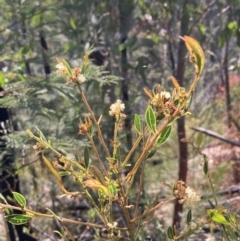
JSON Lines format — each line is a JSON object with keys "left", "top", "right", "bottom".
{"left": 161, "top": 91, "right": 171, "bottom": 100}
{"left": 179, "top": 186, "right": 201, "bottom": 206}
{"left": 151, "top": 91, "right": 171, "bottom": 106}
{"left": 109, "top": 100, "right": 125, "bottom": 116}
{"left": 77, "top": 74, "right": 86, "bottom": 83}
{"left": 56, "top": 62, "right": 67, "bottom": 74}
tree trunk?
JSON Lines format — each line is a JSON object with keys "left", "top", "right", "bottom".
{"left": 172, "top": 0, "right": 189, "bottom": 228}
{"left": 118, "top": 0, "right": 134, "bottom": 151}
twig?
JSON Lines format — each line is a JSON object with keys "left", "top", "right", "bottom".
{"left": 192, "top": 127, "right": 240, "bottom": 147}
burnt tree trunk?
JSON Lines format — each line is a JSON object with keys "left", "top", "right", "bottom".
{"left": 118, "top": 0, "right": 134, "bottom": 151}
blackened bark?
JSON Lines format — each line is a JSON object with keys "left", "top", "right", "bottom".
{"left": 40, "top": 31, "right": 51, "bottom": 75}
{"left": 118, "top": 0, "right": 134, "bottom": 151}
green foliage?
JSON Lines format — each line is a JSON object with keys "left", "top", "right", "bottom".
{"left": 12, "top": 192, "right": 26, "bottom": 207}
{"left": 156, "top": 125, "right": 172, "bottom": 146}
{"left": 5, "top": 214, "right": 32, "bottom": 225}
{"left": 145, "top": 106, "right": 156, "bottom": 133}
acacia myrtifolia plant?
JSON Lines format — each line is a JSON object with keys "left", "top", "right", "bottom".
{"left": 0, "top": 36, "right": 239, "bottom": 240}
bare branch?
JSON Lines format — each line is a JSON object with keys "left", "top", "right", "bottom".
{"left": 192, "top": 127, "right": 240, "bottom": 147}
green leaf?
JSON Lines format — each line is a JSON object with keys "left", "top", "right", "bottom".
{"left": 198, "top": 23, "right": 206, "bottom": 34}
{"left": 229, "top": 213, "right": 237, "bottom": 225}
{"left": 156, "top": 125, "right": 172, "bottom": 146}
{"left": 134, "top": 114, "right": 141, "bottom": 133}
{"left": 58, "top": 171, "right": 71, "bottom": 176}
{"left": 207, "top": 209, "right": 230, "bottom": 225}
{"left": 167, "top": 226, "right": 174, "bottom": 239}
{"left": 228, "top": 21, "right": 238, "bottom": 31}
{"left": 203, "top": 160, "right": 208, "bottom": 175}
{"left": 185, "top": 94, "right": 193, "bottom": 110}
{"left": 208, "top": 200, "right": 215, "bottom": 209}
{"left": 225, "top": 225, "right": 239, "bottom": 240}
{"left": 156, "top": 112, "right": 165, "bottom": 122}
{"left": 196, "top": 132, "right": 203, "bottom": 147}
{"left": 145, "top": 106, "right": 156, "bottom": 133}
{"left": 187, "top": 209, "right": 192, "bottom": 225}
{"left": 12, "top": 192, "right": 26, "bottom": 207}
{"left": 146, "top": 149, "right": 156, "bottom": 159}
{"left": 34, "top": 126, "right": 47, "bottom": 142}
{"left": 5, "top": 214, "right": 32, "bottom": 225}
{"left": 69, "top": 17, "right": 77, "bottom": 30}
{"left": 84, "top": 146, "right": 90, "bottom": 170}
{"left": 180, "top": 36, "right": 205, "bottom": 76}
{"left": 0, "top": 72, "right": 5, "bottom": 87}
{"left": 62, "top": 59, "right": 72, "bottom": 77}
{"left": 118, "top": 43, "right": 126, "bottom": 52}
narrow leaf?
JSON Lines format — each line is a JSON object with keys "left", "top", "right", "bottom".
{"left": 208, "top": 200, "right": 215, "bottom": 209}
{"left": 5, "top": 214, "right": 32, "bottom": 225}
{"left": 156, "top": 125, "right": 172, "bottom": 146}
{"left": 69, "top": 17, "right": 77, "bottom": 30}
{"left": 229, "top": 213, "right": 237, "bottom": 225}
{"left": 84, "top": 146, "right": 90, "bottom": 170}
{"left": 187, "top": 209, "right": 192, "bottom": 225}
{"left": 35, "top": 126, "right": 47, "bottom": 141}
{"left": 62, "top": 59, "right": 72, "bottom": 76}
{"left": 42, "top": 155, "right": 70, "bottom": 194}
{"left": 203, "top": 160, "right": 208, "bottom": 175}
{"left": 196, "top": 132, "right": 203, "bottom": 147}
{"left": 225, "top": 225, "right": 239, "bottom": 240}
{"left": 167, "top": 226, "right": 174, "bottom": 239}
{"left": 145, "top": 106, "right": 156, "bottom": 133}
{"left": 58, "top": 171, "right": 71, "bottom": 176}
{"left": 90, "top": 165, "right": 106, "bottom": 186}
{"left": 12, "top": 192, "right": 26, "bottom": 207}
{"left": 146, "top": 149, "right": 157, "bottom": 159}
{"left": 134, "top": 114, "right": 141, "bottom": 133}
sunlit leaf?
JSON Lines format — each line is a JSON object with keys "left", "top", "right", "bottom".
{"left": 84, "top": 179, "right": 109, "bottom": 195}
{"left": 180, "top": 36, "right": 205, "bottom": 76}
{"left": 207, "top": 209, "right": 230, "bottom": 225}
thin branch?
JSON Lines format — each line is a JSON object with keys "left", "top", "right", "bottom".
{"left": 188, "top": 0, "right": 216, "bottom": 35}
{"left": 192, "top": 127, "right": 240, "bottom": 147}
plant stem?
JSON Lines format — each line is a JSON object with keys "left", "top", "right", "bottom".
{"left": 112, "top": 121, "right": 119, "bottom": 160}
{"left": 87, "top": 133, "right": 107, "bottom": 175}
{"left": 131, "top": 197, "right": 176, "bottom": 222}
{"left": 76, "top": 83, "right": 110, "bottom": 158}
